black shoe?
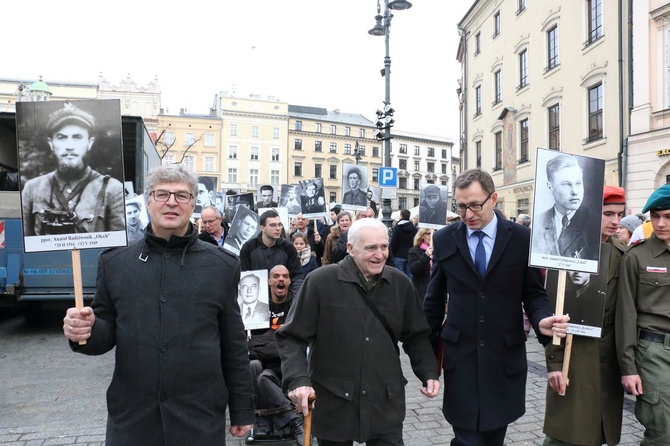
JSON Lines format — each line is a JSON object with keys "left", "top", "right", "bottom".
{"left": 288, "top": 417, "right": 305, "bottom": 446}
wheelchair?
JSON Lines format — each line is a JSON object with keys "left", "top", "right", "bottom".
{"left": 245, "top": 405, "right": 314, "bottom": 445}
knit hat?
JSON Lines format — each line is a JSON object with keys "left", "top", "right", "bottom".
{"left": 619, "top": 215, "right": 643, "bottom": 234}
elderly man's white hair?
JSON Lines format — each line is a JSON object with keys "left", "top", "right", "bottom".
{"left": 347, "top": 217, "right": 388, "bottom": 248}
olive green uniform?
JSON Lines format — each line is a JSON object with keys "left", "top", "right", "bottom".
{"left": 616, "top": 233, "right": 670, "bottom": 445}
{"left": 544, "top": 238, "right": 627, "bottom": 446}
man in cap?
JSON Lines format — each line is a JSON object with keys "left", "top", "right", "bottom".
{"left": 543, "top": 185, "right": 628, "bottom": 446}
{"left": 420, "top": 184, "right": 448, "bottom": 225}
{"left": 616, "top": 183, "right": 670, "bottom": 445}
{"left": 125, "top": 201, "right": 145, "bottom": 242}
{"left": 22, "top": 102, "right": 125, "bottom": 236}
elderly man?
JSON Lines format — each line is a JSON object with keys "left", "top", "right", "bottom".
{"left": 62, "top": 164, "right": 254, "bottom": 445}
{"left": 342, "top": 167, "right": 367, "bottom": 206}
{"left": 616, "top": 183, "right": 670, "bottom": 445}
{"left": 22, "top": 101, "right": 125, "bottom": 235}
{"left": 198, "top": 205, "right": 227, "bottom": 247}
{"left": 277, "top": 218, "right": 440, "bottom": 446}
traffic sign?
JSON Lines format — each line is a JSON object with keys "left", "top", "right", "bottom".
{"left": 379, "top": 167, "right": 398, "bottom": 187}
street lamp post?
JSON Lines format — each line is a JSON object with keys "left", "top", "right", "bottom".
{"left": 369, "top": 0, "right": 411, "bottom": 228}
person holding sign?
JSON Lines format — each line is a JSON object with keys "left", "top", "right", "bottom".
{"left": 616, "top": 184, "right": 670, "bottom": 445}
{"left": 423, "top": 168, "right": 569, "bottom": 446}
{"left": 62, "top": 164, "right": 254, "bottom": 444}
{"left": 543, "top": 185, "right": 628, "bottom": 446}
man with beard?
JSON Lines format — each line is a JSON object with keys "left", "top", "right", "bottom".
{"left": 22, "top": 102, "right": 125, "bottom": 235}
{"left": 248, "top": 265, "right": 305, "bottom": 445}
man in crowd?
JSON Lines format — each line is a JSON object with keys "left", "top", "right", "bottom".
{"left": 62, "top": 164, "right": 254, "bottom": 444}
{"left": 277, "top": 218, "right": 440, "bottom": 445}
{"left": 342, "top": 167, "right": 367, "bottom": 206}
{"left": 248, "top": 265, "right": 304, "bottom": 445}
{"left": 544, "top": 185, "right": 628, "bottom": 446}
{"left": 125, "top": 201, "right": 145, "bottom": 242}
{"left": 240, "top": 209, "right": 304, "bottom": 295}
{"left": 22, "top": 101, "right": 125, "bottom": 235}
{"left": 290, "top": 212, "right": 324, "bottom": 267}
{"left": 198, "top": 205, "right": 227, "bottom": 247}
{"left": 515, "top": 213, "right": 531, "bottom": 227}
{"left": 256, "top": 185, "right": 278, "bottom": 211}
{"left": 617, "top": 183, "right": 670, "bottom": 444}
{"left": 423, "top": 168, "right": 569, "bottom": 446}
{"left": 390, "top": 209, "right": 417, "bottom": 279}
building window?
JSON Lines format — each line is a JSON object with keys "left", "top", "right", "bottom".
{"left": 399, "top": 159, "right": 407, "bottom": 170}
{"left": 330, "top": 192, "right": 337, "bottom": 203}
{"left": 271, "top": 148, "right": 280, "bottom": 161}
{"left": 295, "top": 121, "right": 303, "bottom": 131}
{"left": 399, "top": 144, "right": 407, "bottom": 154}
{"left": 414, "top": 178, "right": 420, "bottom": 190}
{"left": 494, "top": 70, "right": 502, "bottom": 104}
{"left": 252, "top": 126, "right": 259, "bottom": 138}
{"left": 399, "top": 197, "right": 407, "bottom": 209}
{"left": 493, "top": 11, "right": 501, "bottom": 37}
{"left": 587, "top": 0, "right": 603, "bottom": 45}
{"left": 316, "top": 123, "right": 322, "bottom": 133}
{"left": 414, "top": 160, "right": 420, "bottom": 171}
{"left": 359, "top": 128, "right": 366, "bottom": 138}
{"left": 414, "top": 146, "right": 421, "bottom": 156}
{"left": 315, "top": 163, "right": 322, "bottom": 178}
{"left": 547, "top": 25, "right": 559, "bottom": 71}
{"left": 330, "top": 165, "right": 337, "bottom": 179}
{"left": 273, "top": 127, "right": 280, "bottom": 139}
{"left": 330, "top": 142, "right": 337, "bottom": 153}
{"left": 414, "top": 197, "right": 420, "bottom": 207}
{"left": 399, "top": 177, "right": 407, "bottom": 189}
{"left": 372, "top": 168, "right": 379, "bottom": 182}
{"left": 427, "top": 162, "right": 435, "bottom": 173}
{"left": 441, "top": 163, "right": 447, "bottom": 174}
{"left": 294, "top": 162, "right": 303, "bottom": 177}
{"left": 517, "top": 0, "right": 526, "bottom": 15}
{"left": 271, "top": 170, "right": 279, "bottom": 185}
{"left": 204, "top": 133, "right": 215, "bottom": 147}
{"left": 517, "top": 198, "right": 529, "bottom": 214}
{"left": 228, "top": 168, "right": 237, "bottom": 183}
{"left": 163, "top": 154, "right": 174, "bottom": 165}
{"left": 344, "top": 144, "right": 352, "bottom": 155}
{"left": 184, "top": 156, "right": 194, "bottom": 171}
{"left": 442, "top": 149, "right": 447, "bottom": 159}
{"left": 228, "top": 145, "right": 238, "bottom": 159}
{"left": 184, "top": 133, "right": 195, "bottom": 146}
{"left": 372, "top": 147, "right": 380, "bottom": 158}
{"left": 315, "top": 141, "right": 323, "bottom": 152}
{"left": 345, "top": 126, "right": 351, "bottom": 136}
{"left": 588, "top": 83, "right": 603, "bottom": 141}
{"left": 250, "top": 147, "right": 259, "bottom": 160}
{"left": 330, "top": 125, "right": 336, "bottom": 135}
{"left": 249, "top": 169, "right": 258, "bottom": 186}
{"left": 427, "top": 147, "right": 435, "bottom": 157}
{"left": 494, "top": 131, "right": 502, "bottom": 171}
{"left": 476, "top": 141, "right": 482, "bottom": 168}
{"left": 294, "top": 139, "right": 302, "bottom": 150}
{"left": 518, "top": 49, "right": 528, "bottom": 89}
{"left": 204, "top": 156, "right": 214, "bottom": 172}
{"left": 357, "top": 145, "right": 366, "bottom": 156}
{"left": 230, "top": 124, "right": 237, "bottom": 136}
{"left": 548, "top": 104, "right": 560, "bottom": 150}
{"left": 164, "top": 132, "right": 175, "bottom": 145}
{"left": 475, "top": 32, "right": 481, "bottom": 55}
{"left": 519, "top": 118, "right": 529, "bottom": 162}
{"left": 475, "top": 85, "right": 482, "bottom": 116}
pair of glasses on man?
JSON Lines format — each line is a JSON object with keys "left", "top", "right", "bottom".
{"left": 151, "top": 190, "right": 193, "bottom": 204}
{"left": 456, "top": 193, "right": 492, "bottom": 214}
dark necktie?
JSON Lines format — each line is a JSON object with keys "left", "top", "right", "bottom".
{"left": 474, "top": 231, "right": 486, "bottom": 277}
{"left": 560, "top": 215, "right": 569, "bottom": 236}
{"left": 245, "top": 306, "right": 251, "bottom": 320}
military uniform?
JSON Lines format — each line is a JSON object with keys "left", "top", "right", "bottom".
{"left": 616, "top": 233, "right": 670, "bottom": 444}
{"left": 22, "top": 166, "right": 125, "bottom": 236}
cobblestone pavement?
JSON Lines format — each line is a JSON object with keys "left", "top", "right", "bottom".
{"left": 0, "top": 312, "right": 644, "bottom": 445}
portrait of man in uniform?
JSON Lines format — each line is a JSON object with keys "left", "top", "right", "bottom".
{"left": 419, "top": 183, "right": 449, "bottom": 227}
{"left": 280, "top": 184, "right": 302, "bottom": 216}
{"left": 18, "top": 99, "right": 126, "bottom": 252}
{"left": 223, "top": 205, "right": 260, "bottom": 256}
{"left": 300, "top": 179, "right": 326, "bottom": 217}
{"left": 125, "top": 198, "right": 146, "bottom": 243}
{"left": 341, "top": 164, "right": 367, "bottom": 209}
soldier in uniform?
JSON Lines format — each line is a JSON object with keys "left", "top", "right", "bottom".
{"left": 125, "top": 201, "right": 145, "bottom": 242}
{"left": 616, "top": 183, "right": 670, "bottom": 445}
{"left": 22, "top": 102, "right": 125, "bottom": 236}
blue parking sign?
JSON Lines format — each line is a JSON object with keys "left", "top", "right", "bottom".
{"left": 379, "top": 167, "right": 398, "bottom": 187}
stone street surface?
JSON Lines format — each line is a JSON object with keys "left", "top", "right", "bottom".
{"left": 0, "top": 311, "right": 643, "bottom": 446}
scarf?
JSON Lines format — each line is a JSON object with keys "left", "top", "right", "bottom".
{"left": 299, "top": 245, "right": 312, "bottom": 266}
{"left": 420, "top": 242, "right": 432, "bottom": 269}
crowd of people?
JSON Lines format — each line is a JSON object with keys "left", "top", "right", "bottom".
{"left": 61, "top": 162, "right": 670, "bottom": 446}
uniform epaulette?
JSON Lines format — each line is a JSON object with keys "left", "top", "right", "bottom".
{"left": 630, "top": 238, "right": 647, "bottom": 247}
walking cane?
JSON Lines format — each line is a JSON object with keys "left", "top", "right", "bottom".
{"left": 304, "top": 394, "right": 316, "bottom": 446}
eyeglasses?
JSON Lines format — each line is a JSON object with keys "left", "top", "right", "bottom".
{"left": 201, "top": 219, "right": 220, "bottom": 225}
{"left": 456, "top": 193, "right": 492, "bottom": 214}
{"left": 151, "top": 190, "right": 193, "bottom": 204}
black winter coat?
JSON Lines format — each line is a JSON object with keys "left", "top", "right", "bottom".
{"left": 390, "top": 220, "right": 417, "bottom": 259}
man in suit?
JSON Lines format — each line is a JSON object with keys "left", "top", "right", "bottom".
{"left": 423, "top": 168, "right": 569, "bottom": 446}
{"left": 238, "top": 272, "right": 269, "bottom": 327}
{"left": 256, "top": 185, "right": 278, "bottom": 211}
{"left": 301, "top": 182, "right": 325, "bottom": 214}
{"left": 532, "top": 154, "right": 599, "bottom": 260}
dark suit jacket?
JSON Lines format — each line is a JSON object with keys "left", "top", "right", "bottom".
{"left": 241, "top": 301, "right": 270, "bottom": 327}
{"left": 423, "top": 217, "right": 553, "bottom": 432}
{"left": 532, "top": 206, "right": 599, "bottom": 261}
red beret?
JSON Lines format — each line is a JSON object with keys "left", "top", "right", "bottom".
{"left": 603, "top": 185, "right": 626, "bottom": 205}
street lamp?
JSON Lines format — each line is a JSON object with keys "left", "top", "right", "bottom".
{"left": 369, "top": 0, "right": 411, "bottom": 228}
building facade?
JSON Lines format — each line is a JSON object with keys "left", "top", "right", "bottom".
{"left": 457, "top": 0, "right": 629, "bottom": 218}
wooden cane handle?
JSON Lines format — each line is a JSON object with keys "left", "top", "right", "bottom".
{"left": 304, "top": 394, "right": 317, "bottom": 446}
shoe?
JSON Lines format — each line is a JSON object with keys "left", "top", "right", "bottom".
{"left": 288, "top": 417, "right": 305, "bottom": 446}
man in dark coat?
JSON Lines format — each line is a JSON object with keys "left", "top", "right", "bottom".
{"left": 198, "top": 205, "right": 227, "bottom": 247}
{"left": 390, "top": 209, "right": 417, "bottom": 279}
{"left": 277, "top": 218, "right": 440, "bottom": 445}
{"left": 423, "top": 168, "right": 569, "bottom": 446}
{"left": 63, "top": 164, "right": 254, "bottom": 445}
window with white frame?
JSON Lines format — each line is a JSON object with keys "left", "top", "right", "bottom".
{"left": 252, "top": 126, "right": 259, "bottom": 138}
{"left": 184, "top": 156, "right": 194, "bottom": 171}
{"left": 316, "top": 123, "right": 322, "bottom": 133}
{"left": 250, "top": 147, "right": 259, "bottom": 160}
{"left": 494, "top": 131, "right": 502, "bottom": 170}
{"left": 547, "top": 25, "right": 559, "bottom": 71}
{"left": 475, "top": 32, "right": 481, "bottom": 55}
{"left": 399, "top": 159, "right": 407, "bottom": 170}
{"left": 427, "top": 147, "right": 435, "bottom": 157}
{"left": 271, "top": 147, "right": 280, "bottom": 161}
{"left": 271, "top": 170, "right": 279, "bottom": 185}
{"left": 228, "top": 145, "right": 238, "bottom": 159}
{"left": 518, "top": 49, "right": 528, "bottom": 89}
{"left": 294, "top": 139, "right": 302, "bottom": 150}
{"left": 548, "top": 104, "right": 560, "bottom": 150}
{"left": 228, "top": 168, "right": 237, "bottom": 183}
{"left": 295, "top": 121, "right": 303, "bottom": 131}
{"left": 475, "top": 141, "right": 482, "bottom": 168}
{"left": 475, "top": 85, "right": 482, "bottom": 116}
{"left": 414, "top": 160, "right": 420, "bottom": 171}
{"left": 588, "top": 83, "right": 603, "bottom": 141}
{"left": 345, "top": 127, "right": 351, "bottom": 136}
{"left": 330, "top": 125, "right": 336, "bottom": 135}
{"left": 315, "top": 141, "right": 323, "bottom": 152}
{"left": 399, "top": 178, "right": 407, "bottom": 189}
{"left": 230, "top": 124, "right": 237, "bottom": 136}
{"left": 415, "top": 146, "right": 420, "bottom": 156}
{"left": 315, "top": 164, "right": 322, "bottom": 178}
{"left": 204, "top": 133, "right": 215, "bottom": 147}
{"left": 294, "top": 162, "right": 302, "bottom": 177}
{"left": 372, "top": 168, "right": 378, "bottom": 182}
{"left": 399, "top": 144, "right": 407, "bottom": 154}
{"left": 399, "top": 197, "right": 407, "bottom": 209}
{"left": 373, "top": 147, "right": 379, "bottom": 158}
{"left": 493, "top": 11, "right": 501, "bottom": 37}
{"left": 519, "top": 118, "right": 529, "bottom": 162}
{"left": 344, "top": 144, "right": 352, "bottom": 155}
{"left": 414, "top": 178, "right": 420, "bottom": 190}
{"left": 184, "top": 133, "right": 195, "bottom": 146}
{"left": 164, "top": 132, "right": 175, "bottom": 145}
{"left": 359, "top": 128, "right": 366, "bottom": 138}
{"left": 493, "top": 70, "right": 502, "bottom": 104}
{"left": 587, "top": 0, "right": 603, "bottom": 45}
{"left": 273, "top": 127, "right": 280, "bottom": 139}
{"left": 517, "top": 0, "right": 526, "bottom": 15}
{"left": 163, "top": 154, "right": 174, "bottom": 165}
{"left": 330, "top": 165, "right": 337, "bottom": 179}
{"left": 204, "top": 156, "right": 214, "bottom": 172}
{"left": 250, "top": 169, "right": 259, "bottom": 185}
{"left": 330, "top": 142, "right": 337, "bottom": 153}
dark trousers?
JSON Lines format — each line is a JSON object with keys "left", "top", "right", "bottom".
{"left": 451, "top": 425, "right": 507, "bottom": 446}
{"left": 250, "top": 359, "right": 297, "bottom": 430}
{"left": 318, "top": 439, "right": 403, "bottom": 446}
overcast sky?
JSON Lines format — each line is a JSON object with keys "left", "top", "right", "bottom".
{"left": 5, "top": 1, "right": 472, "bottom": 140}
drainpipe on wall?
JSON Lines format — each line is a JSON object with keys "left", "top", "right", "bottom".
{"left": 458, "top": 27, "right": 467, "bottom": 171}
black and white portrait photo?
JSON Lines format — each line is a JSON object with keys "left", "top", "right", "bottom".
{"left": 279, "top": 184, "right": 302, "bottom": 217}
{"left": 300, "top": 178, "right": 327, "bottom": 218}
{"left": 530, "top": 148, "right": 605, "bottom": 274}
{"left": 367, "top": 185, "right": 381, "bottom": 218}
{"left": 226, "top": 192, "right": 254, "bottom": 224}
{"left": 256, "top": 184, "right": 278, "bottom": 211}
{"left": 125, "top": 194, "right": 148, "bottom": 243}
{"left": 341, "top": 163, "right": 368, "bottom": 211}
{"left": 238, "top": 269, "right": 270, "bottom": 331}
{"left": 545, "top": 244, "right": 610, "bottom": 338}
{"left": 195, "top": 176, "right": 217, "bottom": 218}
{"left": 222, "top": 205, "right": 259, "bottom": 256}
{"left": 18, "top": 99, "right": 126, "bottom": 253}
{"left": 419, "top": 183, "right": 449, "bottom": 229}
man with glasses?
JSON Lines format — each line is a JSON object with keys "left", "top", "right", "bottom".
{"left": 198, "top": 205, "right": 228, "bottom": 247}
{"left": 240, "top": 209, "right": 304, "bottom": 295}
{"left": 423, "top": 168, "right": 569, "bottom": 446}
{"left": 62, "top": 164, "right": 254, "bottom": 444}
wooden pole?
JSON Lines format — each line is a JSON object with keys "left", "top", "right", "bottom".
{"left": 303, "top": 394, "right": 316, "bottom": 446}
{"left": 552, "top": 269, "right": 567, "bottom": 346}
{"left": 71, "top": 249, "right": 86, "bottom": 345}
{"left": 561, "top": 333, "right": 574, "bottom": 395}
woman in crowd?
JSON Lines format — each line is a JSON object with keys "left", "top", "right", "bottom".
{"left": 407, "top": 228, "right": 433, "bottom": 301}
{"left": 616, "top": 213, "right": 644, "bottom": 245}
{"left": 292, "top": 232, "right": 318, "bottom": 276}
{"left": 322, "top": 211, "right": 352, "bottom": 265}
